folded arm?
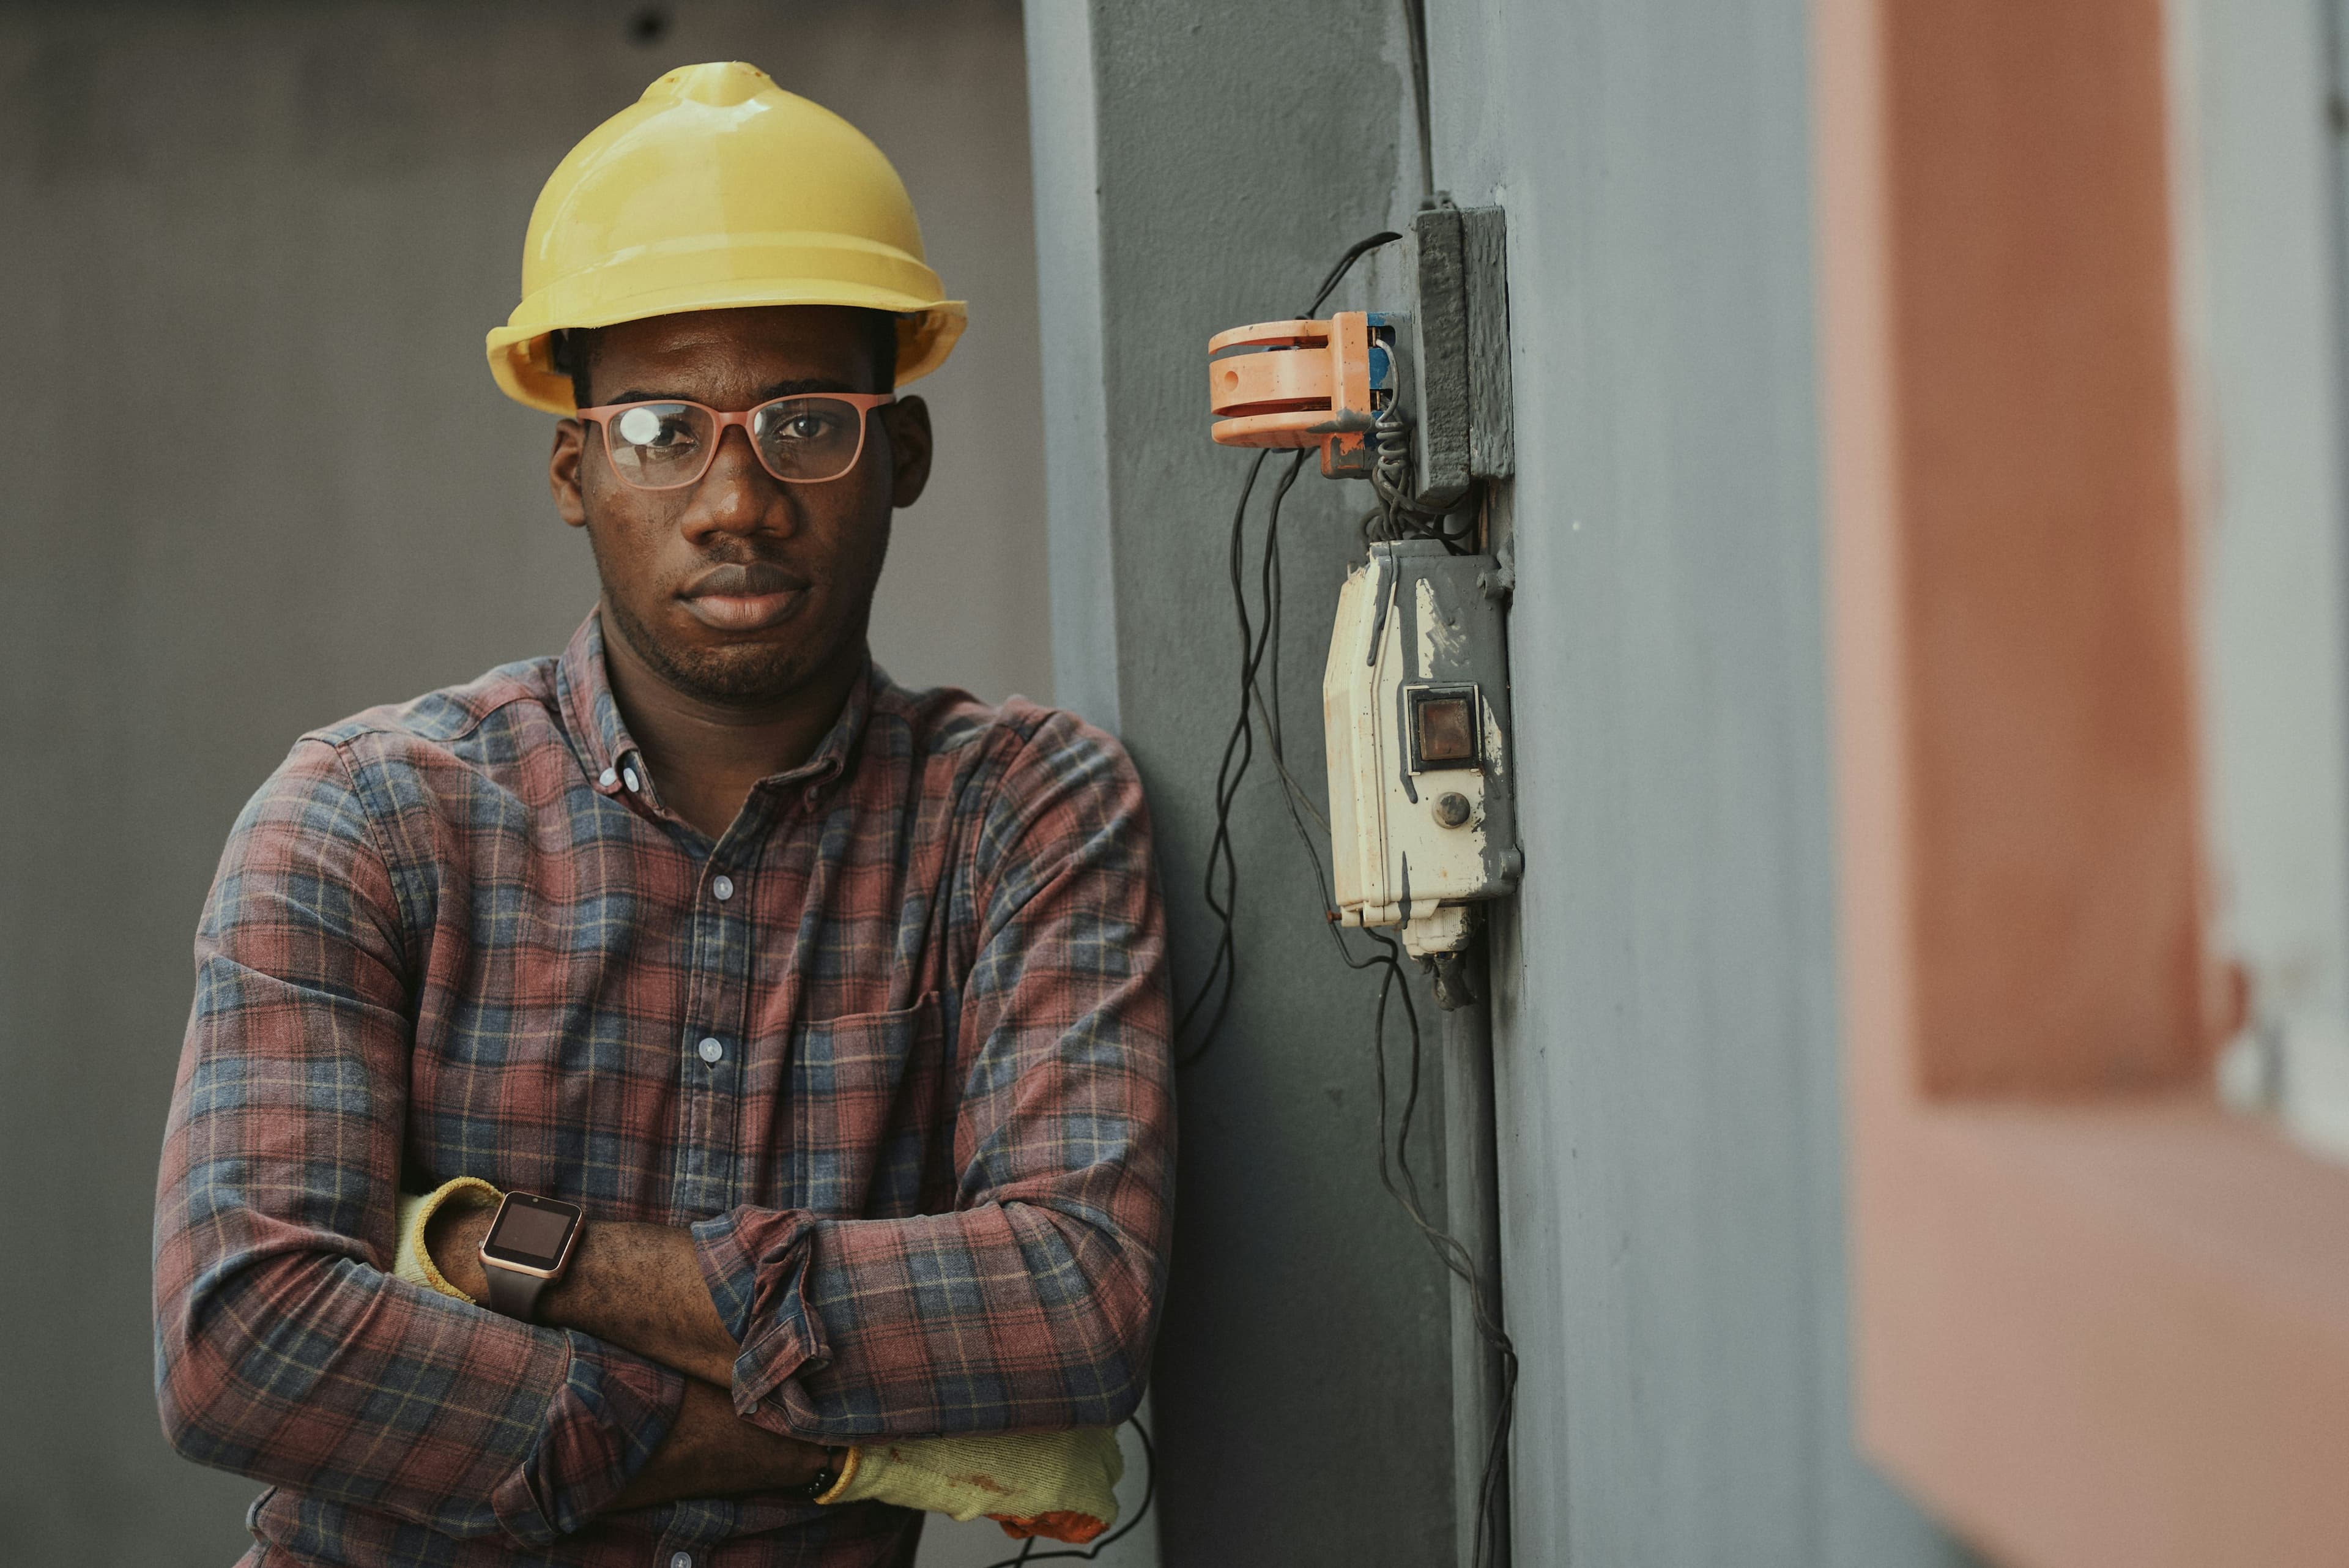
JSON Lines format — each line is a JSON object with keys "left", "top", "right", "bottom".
{"left": 427, "top": 1200, "right": 740, "bottom": 1386}
{"left": 418, "top": 715, "right": 1175, "bottom": 1445}
{"left": 152, "top": 741, "right": 715, "bottom": 1545}
{"left": 407, "top": 1183, "right": 1122, "bottom": 1541}
{"left": 158, "top": 713, "right": 1170, "bottom": 1547}
{"left": 686, "top": 713, "right": 1174, "bottom": 1442}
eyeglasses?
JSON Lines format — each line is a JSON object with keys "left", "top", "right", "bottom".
{"left": 576, "top": 393, "right": 896, "bottom": 491}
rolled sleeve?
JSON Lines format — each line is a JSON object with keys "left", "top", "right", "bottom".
{"left": 493, "top": 1333, "right": 685, "bottom": 1541}
{"left": 154, "top": 740, "right": 683, "bottom": 1545}
{"left": 691, "top": 1206, "right": 833, "bottom": 1410}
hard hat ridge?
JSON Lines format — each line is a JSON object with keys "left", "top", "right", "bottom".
{"left": 486, "top": 62, "right": 966, "bottom": 414}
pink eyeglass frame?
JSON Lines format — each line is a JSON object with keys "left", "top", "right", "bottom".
{"left": 576, "top": 393, "right": 897, "bottom": 490}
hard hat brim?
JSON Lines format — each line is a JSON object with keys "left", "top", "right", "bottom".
{"left": 487, "top": 294, "right": 968, "bottom": 415}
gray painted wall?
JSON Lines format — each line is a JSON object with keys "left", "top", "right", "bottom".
{"left": 1426, "top": 1, "right": 1972, "bottom": 1562}
{"left": 1029, "top": 0, "right": 1989, "bottom": 1562}
{"left": 0, "top": 4, "right": 1063, "bottom": 1564}
{"left": 1028, "top": 3, "right": 1466, "bottom": 1568}
{"left": 1025, "top": 2, "right": 1464, "bottom": 1564}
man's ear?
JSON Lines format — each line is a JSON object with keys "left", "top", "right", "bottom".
{"left": 551, "top": 418, "right": 588, "bottom": 528}
{"left": 881, "top": 396, "right": 933, "bottom": 509}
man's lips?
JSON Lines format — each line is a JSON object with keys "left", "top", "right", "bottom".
{"left": 678, "top": 562, "right": 810, "bottom": 633}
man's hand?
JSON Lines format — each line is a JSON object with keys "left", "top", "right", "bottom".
{"left": 609, "top": 1377, "right": 833, "bottom": 1510}
{"left": 425, "top": 1202, "right": 740, "bottom": 1385}
{"left": 829, "top": 1429, "right": 1124, "bottom": 1543}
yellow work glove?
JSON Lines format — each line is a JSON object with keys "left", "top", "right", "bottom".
{"left": 393, "top": 1177, "right": 503, "bottom": 1302}
{"left": 820, "top": 1428, "right": 1124, "bottom": 1543}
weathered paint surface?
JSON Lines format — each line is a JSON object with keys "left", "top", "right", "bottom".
{"left": 1322, "top": 543, "right": 1515, "bottom": 935}
{"left": 1423, "top": 0, "right": 1980, "bottom": 1562}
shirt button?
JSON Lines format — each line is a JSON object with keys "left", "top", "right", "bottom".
{"left": 711, "top": 874, "right": 735, "bottom": 902}
{"left": 697, "top": 1037, "right": 724, "bottom": 1064}
{"left": 622, "top": 766, "right": 641, "bottom": 793}
{"left": 670, "top": 1554, "right": 693, "bottom": 1568}
{"left": 598, "top": 768, "right": 617, "bottom": 789}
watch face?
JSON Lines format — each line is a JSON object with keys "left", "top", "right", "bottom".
{"left": 482, "top": 1194, "right": 582, "bottom": 1271}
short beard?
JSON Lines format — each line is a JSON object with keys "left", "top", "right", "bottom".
{"left": 601, "top": 587, "right": 815, "bottom": 703}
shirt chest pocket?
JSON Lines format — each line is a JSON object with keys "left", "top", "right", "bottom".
{"left": 785, "top": 993, "right": 946, "bottom": 1219}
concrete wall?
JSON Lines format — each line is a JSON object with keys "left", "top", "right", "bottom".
{"left": 0, "top": 4, "right": 1056, "bottom": 1563}
{"left": 1025, "top": 3, "right": 1464, "bottom": 1563}
{"left": 1424, "top": 1, "right": 1972, "bottom": 1562}
{"left": 1028, "top": 0, "right": 1991, "bottom": 1561}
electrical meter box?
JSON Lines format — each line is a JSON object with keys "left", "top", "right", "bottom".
{"left": 1324, "top": 539, "right": 1521, "bottom": 956}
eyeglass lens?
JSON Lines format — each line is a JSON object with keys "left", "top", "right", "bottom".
{"left": 603, "top": 396, "right": 870, "bottom": 488}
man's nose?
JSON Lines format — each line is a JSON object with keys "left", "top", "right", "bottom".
{"left": 685, "top": 425, "right": 795, "bottom": 538}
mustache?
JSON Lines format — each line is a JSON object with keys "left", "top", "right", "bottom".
{"left": 678, "top": 559, "right": 809, "bottom": 597}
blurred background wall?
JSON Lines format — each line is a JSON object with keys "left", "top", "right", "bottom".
{"left": 1417, "top": 2, "right": 1969, "bottom": 1561}
{"left": 0, "top": 3, "right": 1067, "bottom": 1562}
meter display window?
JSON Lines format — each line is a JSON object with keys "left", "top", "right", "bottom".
{"left": 1409, "top": 685, "right": 1482, "bottom": 771}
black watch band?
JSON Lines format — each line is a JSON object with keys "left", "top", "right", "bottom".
{"left": 784, "top": 1450, "right": 845, "bottom": 1504}
{"left": 475, "top": 1192, "right": 584, "bottom": 1323}
{"left": 483, "top": 1263, "right": 554, "bottom": 1323}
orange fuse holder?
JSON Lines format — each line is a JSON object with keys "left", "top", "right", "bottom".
{"left": 1208, "top": 311, "right": 1400, "bottom": 479}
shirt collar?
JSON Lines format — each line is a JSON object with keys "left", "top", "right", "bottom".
{"left": 556, "top": 609, "right": 875, "bottom": 811}
{"left": 782, "top": 657, "right": 874, "bottom": 798}
{"left": 557, "top": 611, "right": 640, "bottom": 793}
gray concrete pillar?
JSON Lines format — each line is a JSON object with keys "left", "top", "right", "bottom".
{"left": 1025, "top": 2, "right": 1462, "bottom": 1562}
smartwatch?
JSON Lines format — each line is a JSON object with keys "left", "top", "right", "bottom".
{"left": 477, "top": 1192, "right": 585, "bottom": 1323}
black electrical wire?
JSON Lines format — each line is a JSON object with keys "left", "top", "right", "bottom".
{"left": 1170, "top": 228, "right": 1519, "bottom": 1567}
{"left": 1401, "top": 0, "right": 1436, "bottom": 206}
{"left": 1172, "top": 450, "right": 1311, "bottom": 1069}
{"left": 1171, "top": 228, "right": 1395, "bottom": 1069}
{"left": 1363, "top": 928, "right": 1520, "bottom": 1568}
{"left": 1168, "top": 448, "right": 1269, "bottom": 1066}
{"left": 1160, "top": 226, "right": 1512, "bottom": 1561}
{"left": 1305, "top": 231, "right": 1402, "bottom": 317}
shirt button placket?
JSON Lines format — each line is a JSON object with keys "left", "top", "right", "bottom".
{"left": 678, "top": 847, "right": 748, "bottom": 1216}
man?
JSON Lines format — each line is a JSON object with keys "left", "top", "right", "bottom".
{"left": 154, "top": 62, "right": 1171, "bottom": 1567}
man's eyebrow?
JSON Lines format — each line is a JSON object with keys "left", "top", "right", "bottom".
{"left": 757, "top": 377, "right": 862, "bottom": 398}
{"left": 599, "top": 377, "right": 865, "bottom": 406}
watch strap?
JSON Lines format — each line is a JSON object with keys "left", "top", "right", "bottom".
{"left": 483, "top": 1262, "right": 552, "bottom": 1323}
{"left": 787, "top": 1449, "right": 849, "bottom": 1504}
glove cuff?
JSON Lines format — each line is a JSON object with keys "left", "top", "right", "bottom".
{"left": 395, "top": 1176, "right": 504, "bottom": 1302}
{"left": 813, "top": 1444, "right": 863, "bottom": 1506}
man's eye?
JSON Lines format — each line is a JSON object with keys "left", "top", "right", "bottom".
{"left": 774, "top": 413, "right": 839, "bottom": 442}
{"left": 616, "top": 407, "right": 696, "bottom": 448}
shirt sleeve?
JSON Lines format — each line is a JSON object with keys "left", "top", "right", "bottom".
{"left": 693, "top": 710, "right": 1175, "bottom": 1440}
{"left": 153, "top": 738, "right": 684, "bottom": 1545}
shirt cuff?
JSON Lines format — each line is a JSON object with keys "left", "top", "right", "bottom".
{"left": 489, "top": 1331, "right": 685, "bottom": 1545}
{"left": 692, "top": 1206, "right": 834, "bottom": 1424}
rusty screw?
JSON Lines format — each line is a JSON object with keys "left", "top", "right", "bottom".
{"left": 1433, "top": 792, "right": 1472, "bottom": 828}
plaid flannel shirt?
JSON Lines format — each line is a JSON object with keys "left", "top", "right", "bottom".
{"left": 153, "top": 613, "right": 1173, "bottom": 1567}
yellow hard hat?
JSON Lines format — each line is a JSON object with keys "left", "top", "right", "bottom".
{"left": 486, "top": 61, "right": 966, "bottom": 414}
